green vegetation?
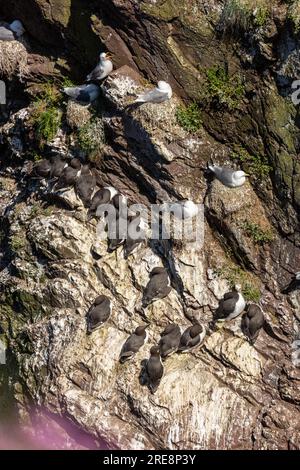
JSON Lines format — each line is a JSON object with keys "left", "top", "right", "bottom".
{"left": 204, "top": 65, "right": 244, "bottom": 110}
{"left": 77, "top": 117, "right": 106, "bottom": 163}
{"left": 231, "top": 146, "right": 271, "bottom": 179}
{"left": 220, "top": 0, "right": 270, "bottom": 35}
{"left": 176, "top": 102, "right": 202, "bottom": 133}
{"left": 216, "top": 264, "right": 261, "bottom": 302}
{"left": 10, "top": 235, "right": 26, "bottom": 252}
{"left": 32, "top": 152, "right": 43, "bottom": 161}
{"left": 61, "top": 76, "right": 76, "bottom": 88}
{"left": 29, "top": 204, "right": 53, "bottom": 219}
{"left": 287, "top": 0, "right": 300, "bottom": 33}
{"left": 254, "top": 5, "right": 269, "bottom": 27}
{"left": 221, "top": 0, "right": 253, "bottom": 33}
{"left": 242, "top": 283, "right": 261, "bottom": 302}
{"left": 35, "top": 105, "right": 62, "bottom": 144}
{"left": 30, "top": 82, "right": 63, "bottom": 147}
{"left": 242, "top": 221, "right": 274, "bottom": 245}
{"left": 13, "top": 290, "right": 43, "bottom": 321}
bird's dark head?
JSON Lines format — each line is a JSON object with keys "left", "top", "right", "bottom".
{"left": 150, "top": 267, "right": 166, "bottom": 277}
{"left": 162, "top": 323, "right": 179, "bottom": 336}
{"left": 190, "top": 324, "right": 203, "bottom": 337}
{"left": 70, "top": 158, "right": 81, "bottom": 169}
{"left": 81, "top": 165, "right": 90, "bottom": 175}
{"left": 94, "top": 295, "right": 108, "bottom": 306}
{"left": 150, "top": 346, "right": 160, "bottom": 356}
{"left": 246, "top": 304, "right": 257, "bottom": 318}
{"left": 135, "top": 324, "right": 149, "bottom": 335}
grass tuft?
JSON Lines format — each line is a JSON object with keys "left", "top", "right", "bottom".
{"left": 215, "top": 264, "right": 261, "bottom": 302}
{"left": 219, "top": 0, "right": 270, "bottom": 36}
{"left": 176, "top": 102, "right": 202, "bottom": 132}
{"left": 203, "top": 65, "right": 244, "bottom": 110}
{"left": 29, "top": 82, "right": 63, "bottom": 146}
{"left": 77, "top": 118, "right": 106, "bottom": 163}
{"left": 287, "top": 0, "right": 300, "bottom": 33}
{"left": 231, "top": 146, "right": 271, "bottom": 180}
{"left": 242, "top": 221, "right": 274, "bottom": 245}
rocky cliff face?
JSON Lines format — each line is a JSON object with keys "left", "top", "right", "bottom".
{"left": 0, "top": 0, "right": 300, "bottom": 450}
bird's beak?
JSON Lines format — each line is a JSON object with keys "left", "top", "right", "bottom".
{"left": 244, "top": 173, "right": 250, "bottom": 177}
{"left": 106, "top": 53, "right": 113, "bottom": 60}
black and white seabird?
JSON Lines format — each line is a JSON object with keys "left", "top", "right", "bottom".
{"left": 63, "top": 83, "right": 100, "bottom": 103}
{"left": 86, "top": 52, "right": 113, "bottom": 82}
{"left": 124, "top": 216, "right": 147, "bottom": 259}
{"left": 0, "top": 20, "right": 25, "bottom": 42}
{"left": 111, "top": 194, "right": 128, "bottom": 219}
{"left": 282, "top": 272, "right": 300, "bottom": 294}
{"left": 207, "top": 164, "right": 249, "bottom": 188}
{"left": 177, "top": 323, "right": 206, "bottom": 353}
{"left": 119, "top": 325, "right": 149, "bottom": 363}
{"left": 241, "top": 304, "right": 265, "bottom": 344}
{"left": 214, "top": 285, "right": 246, "bottom": 321}
{"left": 86, "top": 295, "right": 112, "bottom": 334}
{"left": 88, "top": 186, "right": 118, "bottom": 220}
{"left": 146, "top": 346, "right": 164, "bottom": 394}
{"left": 107, "top": 216, "right": 127, "bottom": 252}
{"left": 142, "top": 267, "right": 172, "bottom": 308}
{"left": 75, "top": 165, "right": 96, "bottom": 207}
{"left": 50, "top": 155, "right": 68, "bottom": 179}
{"left": 54, "top": 158, "right": 81, "bottom": 190}
{"left": 159, "top": 324, "right": 181, "bottom": 359}
{"left": 32, "top": 159, "right": 52, "bottom": 179}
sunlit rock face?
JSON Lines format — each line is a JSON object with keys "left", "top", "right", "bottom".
{"left": 0, "top": 0, "right": 300, "bottom": 450}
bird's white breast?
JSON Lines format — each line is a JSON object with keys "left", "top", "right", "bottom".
{"left": 232, "top": 293, "right": 246, "bottom": 317}
{"left": 105, "top": 186, "right": 118, "bottom": 199}
{"left": 232, "top": 172, "right": 246, "bottom": 187}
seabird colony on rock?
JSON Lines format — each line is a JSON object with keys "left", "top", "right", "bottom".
{"left": 25, "top": 47, "right": 298, "bottom": 396}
